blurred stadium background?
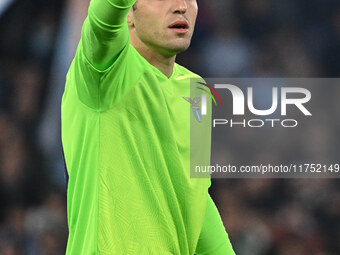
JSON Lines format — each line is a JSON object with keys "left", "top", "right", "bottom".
{"left": 0, "top": 0, "right": 339, "bottom": 254}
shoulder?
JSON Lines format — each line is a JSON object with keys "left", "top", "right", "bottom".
{"left": 174, "top": 63, "right": 203, "bottom": 80}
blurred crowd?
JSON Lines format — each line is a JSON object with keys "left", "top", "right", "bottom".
{"left": 0, "top": 0, "right": 339, "bottom": 254}
{"left": 0, "top": 0, "right": 67, "bottom": 254}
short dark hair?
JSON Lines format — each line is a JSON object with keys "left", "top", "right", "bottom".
{"left": 132, "top": 3, "right": 137, "bottom": 11}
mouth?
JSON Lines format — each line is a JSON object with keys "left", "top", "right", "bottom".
{"left": 168, "top": 20, "right": 189, "bottom": 33}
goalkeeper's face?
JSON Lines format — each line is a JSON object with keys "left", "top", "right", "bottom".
{"left": 128, "top": 0, "right": 198, "bottom": 57}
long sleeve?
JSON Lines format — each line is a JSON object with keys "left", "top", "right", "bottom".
{"left": 82, "top": 0, "right": 136, "bottom": 70}
{"left": 67, "top": 0, "right": 138, "bottom": 110}
{"left": 195, "top": 195, "right": 235, "bottom": 255}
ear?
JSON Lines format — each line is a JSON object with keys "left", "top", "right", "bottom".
{"left": 127, "top": 8, "right": 135, "bottom": 28}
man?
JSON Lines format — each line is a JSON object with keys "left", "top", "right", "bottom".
{"left": 61, "top": 0, "right": 235, "bottom": 254}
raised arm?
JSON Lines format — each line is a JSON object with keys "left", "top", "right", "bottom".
{"left": 196, "top": 195, "right": 235, "bottom": 255}
{"left": 81, "top": 0, "right": 136, "bottom": 70}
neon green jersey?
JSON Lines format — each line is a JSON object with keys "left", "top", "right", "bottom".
{"left": 61, "top": 0, "right": 235, "bottom": 254}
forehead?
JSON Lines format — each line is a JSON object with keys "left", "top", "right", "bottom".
{"left": 132, "top": 0, "right": 198, "bottom": 15}
{"left": 135, "top": 0, "right": 197, "bottom": 7}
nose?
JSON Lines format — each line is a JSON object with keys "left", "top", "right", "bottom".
{"left": 172, "top": 0, "right": 187, "bottom": 14}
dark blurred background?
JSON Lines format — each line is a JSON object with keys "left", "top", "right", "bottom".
{"left": 0, "top": 0, "right": 339, "bottom": 254}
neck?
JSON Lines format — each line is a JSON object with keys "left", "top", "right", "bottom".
{"left": 130, "top": 32, "right": 176, "bottom": 78}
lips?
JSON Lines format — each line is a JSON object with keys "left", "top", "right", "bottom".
{"left": 168, "top": 20, "right": 189, "bottom": 33}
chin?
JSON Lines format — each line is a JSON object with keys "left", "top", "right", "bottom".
{"left": 168, "top": 41, "right": 191, "bottom": 54}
